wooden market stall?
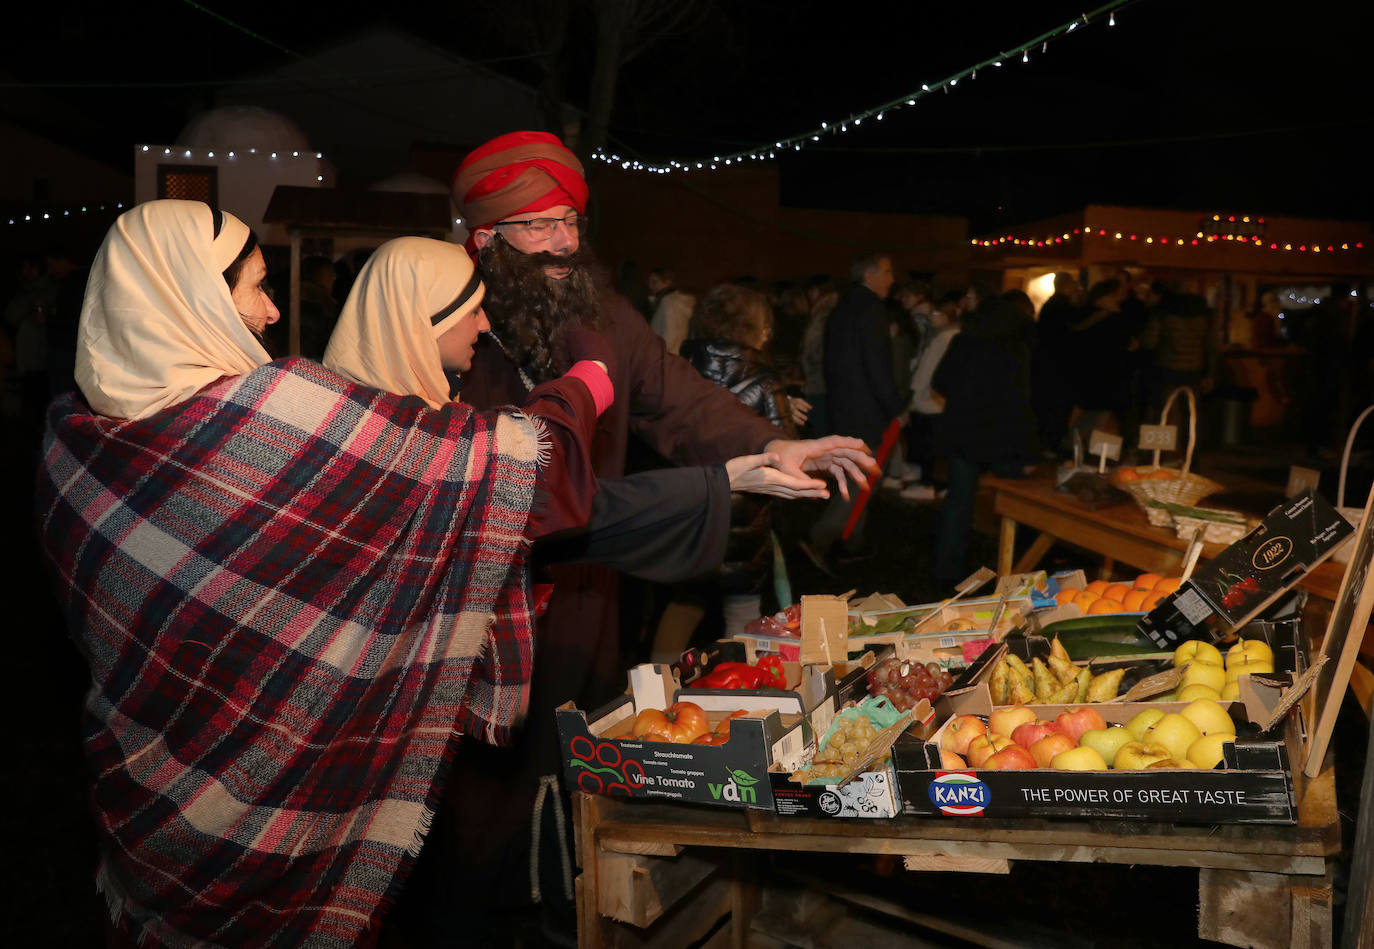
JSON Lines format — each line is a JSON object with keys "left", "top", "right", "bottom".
{"left": 562, "top": 455, "right": 1374, "bottom": 948}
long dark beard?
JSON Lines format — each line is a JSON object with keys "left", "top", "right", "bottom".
{"left": 477, "top": 235, "right": 607, "bottom": 385}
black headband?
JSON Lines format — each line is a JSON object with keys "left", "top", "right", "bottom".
{"left": 429, "top": 269, "right": 484, "bottom": 327}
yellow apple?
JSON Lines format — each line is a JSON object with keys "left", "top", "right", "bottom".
{"left": 1179, "top": 698, "right": 1236, "bottom": 737}
{"left": 1179, "top": 661, "right": 1227, "bottom": 694}
{"left": 1146, "top": 757, "right": 1199, "bottom": 769}
{"left": 1176, "top": 683, "right": 1222, "bottom": 702}
{"left": 1143, "top": 713, "right": 1202, "bottom": 759}
{"left": 1186, "top": 733, "right": 1233, "bottom": 769}
{"left": 1225, "top": 655, "right": 1275, "bottom": 683}
{"left": 1173, "top": 640, "right": 1224, "bottom": 668}
{"left": 1079, "top": 726, "right": 1135, "bottom": 767}
{"left": 1051, "top": 746, "right": 1108, "bottom": 770}
{"left": 1125, "top": 708, "right": 1166, "bottom": 741}
{"left": 1114, "top": 741, "right": 1173, "bottom": 770}
{"left": 1221, "top": 680, "right": 1241, "bottom": 701}
{"left": 1227, "top": 638, "right": 1274, "bottom": 666}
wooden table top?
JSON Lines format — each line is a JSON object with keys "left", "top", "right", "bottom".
{"left": 982, "top": 473, "right": 1348, "bottom": 602}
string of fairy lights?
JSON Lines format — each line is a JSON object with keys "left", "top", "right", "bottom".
{"left": 5, "top": 147, "right": 331, "bottom": 226}
{"left": 590, "top": 0, "right": 1135, "bottom": 174}
{"left": 972, "top": 214, "right": 1366, "bottom": 255}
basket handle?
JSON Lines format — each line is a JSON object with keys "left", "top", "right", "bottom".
{"left": 1155, "top": 386, "right": 1198, "bottom": 476}
{"left": 1337, "top": 403, "right": 1374, "bottom": 507}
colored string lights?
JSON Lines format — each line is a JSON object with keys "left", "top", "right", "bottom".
{"left": 970, "top": 218, "right": 1365, "bottom": 255}
{"left": 591, "top": 0, "right": 1135, "bottom": 174}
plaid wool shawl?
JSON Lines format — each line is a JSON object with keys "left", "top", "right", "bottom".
{"left": 36, "top": 357, "right": 541, "bottom": 947}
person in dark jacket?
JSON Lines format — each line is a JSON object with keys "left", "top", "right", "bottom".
{"left": 809, "top": 252, "right": 903, "bottom": 558}
{"left": 931, "top": 294, "right": 1040, "bottom": 587}
{"left": 679, "top": 283, "right": 798, "bottom": 642}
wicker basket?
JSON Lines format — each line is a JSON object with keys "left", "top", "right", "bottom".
{"left": 1115, "top": 386, "right": 1224, "bottom": 525}
{"left": 1333, "top": 404, "right": 1373, "bottom": 563}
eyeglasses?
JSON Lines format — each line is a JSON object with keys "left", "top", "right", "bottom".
{"left": 493, "top": 211, "right": 584, "bottom": 240}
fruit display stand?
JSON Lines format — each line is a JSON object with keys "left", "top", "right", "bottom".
{"left": 572, "top": 763, "right": 1339, "bottom": 949}
{"left": 571, "top": 545, "right": 1374, "bottom": 948}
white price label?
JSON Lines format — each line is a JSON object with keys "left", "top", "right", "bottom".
{"left": 1174, "top": 586, "right": 1214, "bottom": 624}
{"left": 1138, "top": 424, "right": 1178, "bottom": 452}
{"left": 1088, "top": 430, "right": 1123, "bottom": 461}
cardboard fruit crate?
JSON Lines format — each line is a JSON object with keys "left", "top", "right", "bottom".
{"left": 896, "top": 681, "right": 1301, "bottom": 824}
{"left": 556, "top": 652, "right": 874, "bottom": 811}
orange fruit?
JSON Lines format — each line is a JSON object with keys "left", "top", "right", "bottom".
{"left": 1154, "top": 577, "right": 1183, "bottom": 594}
{"left": 1055, "top": 587, "right": 1082, "bottom": 606}
{"left": 1122, "top": 589, "right": 1148, "bottom": 611}
{"left": 1116, "top": 467, "right": 1140, "bottom": 482}
{"left": 1145, "top": 469, "right": 1176, "bottom": 480}
{"left": 1103, "top": 583, "right": 1131, "bottom": 603}
{"left": 1085, "top": 580, "right": 1110, "bottom": 596}
{"left": 1140, "top": 590, "right": 1168, "bottom": 612}
{"left": 1135, "top": 573, "right": 1162, "bottom": 590}
{"left": 1088, "top": 598, "right": 1124, "bottom": 614}
{"left": 1073, "top": 592, "right": 1100, "bottom": 612}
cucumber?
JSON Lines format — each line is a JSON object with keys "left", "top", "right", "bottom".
{"left": 1042, "top": 615, "right": 1156, "bottom": 659}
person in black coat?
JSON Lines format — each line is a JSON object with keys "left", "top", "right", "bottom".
{"left": 809, "top": 252, "right": 903, "bottom": 557}
{"left": 931, "top": 293, "right": 1039, "bottom": 587}
{"left": 677, "top": 283, "right": 797, "bottom": 641}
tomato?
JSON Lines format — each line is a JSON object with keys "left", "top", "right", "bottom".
{"left": 692, "top": 732, "right": 729, "bottom": 745}
{"left": 714, "top": 709, "right": 749, "bottom": 735}
{"left": 632, "top": 701, "right": 709, "bottom": 743}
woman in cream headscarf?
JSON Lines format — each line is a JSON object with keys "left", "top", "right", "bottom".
{"left": 37, "top": 200, "right": 612, "bottom": 949}
{"left": 324, "top": 236, "right": 831, "bottom": 574}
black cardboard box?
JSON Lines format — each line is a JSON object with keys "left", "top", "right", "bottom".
{"left": 555, "top": 653, "right": 876, "bottom": 811}
{"left": 897, "top": 688, "right": 1298, "bottom": 824}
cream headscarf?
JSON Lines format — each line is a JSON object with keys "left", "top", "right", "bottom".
{"left": 323, "top": 237, "right": 485, "bottom": 410}
{"left": 75, "top": 199, "right": 272, "bottom": 420}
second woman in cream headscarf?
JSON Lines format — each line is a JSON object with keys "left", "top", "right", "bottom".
{"left": 324, "top": 236, "right": 488, "bottom": 408}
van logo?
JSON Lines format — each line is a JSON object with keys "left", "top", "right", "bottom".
{"left": 929, "top": 772, "right": 989, "bottom": 816}
{"left": 708, "top": 768, "right": 759, "bottom": 804}
{"left": 1252, "top": 536, "right": 1292, "bottom": 571}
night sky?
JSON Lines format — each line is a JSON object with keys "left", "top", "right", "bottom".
{"left": 7, "top": 0, "right": 1371, "bottom": 231}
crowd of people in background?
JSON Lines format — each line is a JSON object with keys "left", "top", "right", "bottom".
{"left": 6, "top": 232, "right": 1369, "bottom": 618}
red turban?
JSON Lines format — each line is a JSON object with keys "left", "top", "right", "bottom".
{"left": 453, "top": 131, "right": 588, "bottom": 236}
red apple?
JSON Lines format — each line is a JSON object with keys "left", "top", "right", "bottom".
{"left": 965, "top": 733, "right": 1015, "bottom": 768}
{"left": 988, "top": 704, "right": 1038, "bottom": 739}
{"left": 1029, "top": 732, "right": 1078, "bottom": 768}
{"left": 984, "top": 744, "right": 1038, "bottom": 770}
{"left": 632, "top": 701, "right": 709, "bottom": 743}
{"left": 939, "top": 748, "right": 967, "bottom": 769}
{"left": 940, "top": 715, "right": 988, "bottom": 756}
{"left": 1054, "top": 706, "right": 1107, "bottom": 743}
{"left": 1011, "top": 719, "right": 1062, "bottom": 750}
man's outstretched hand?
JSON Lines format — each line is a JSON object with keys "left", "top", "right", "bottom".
{"left": 724, "top": 453, "right": 830, "bottom": 499}
{"left": 763, "top": 435, "right": 879, "bottom": 501}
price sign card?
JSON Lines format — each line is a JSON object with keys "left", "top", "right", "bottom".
{"left": 800, "top": 594, "right": 849, "bottom": 666}
{"left": 1087, "top": 430, "right": 1122, "bottom": 461}
{"left": 1138, "top": 424, "right": 1178, "bottom": 452}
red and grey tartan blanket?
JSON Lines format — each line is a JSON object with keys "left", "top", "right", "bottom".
{"left": 35, "top": 358, "right": 541, "bottom": 947}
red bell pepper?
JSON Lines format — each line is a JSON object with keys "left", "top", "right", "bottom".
{"left": 690, "top": 654, "right": 786, "bottom": 690}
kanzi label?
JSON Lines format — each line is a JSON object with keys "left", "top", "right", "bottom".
{"left": 1252, "top": 536, "right": 1293, "bottom": 571}
{"left": 708, "top": 767, "right": 760, "bottom": 804}
{"left": 928, "top": 772, "right": 989, "bottom": 816}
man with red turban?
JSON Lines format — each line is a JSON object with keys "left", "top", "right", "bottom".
{"left": 392, "top": 131, "right": 876, "bottom": 946}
